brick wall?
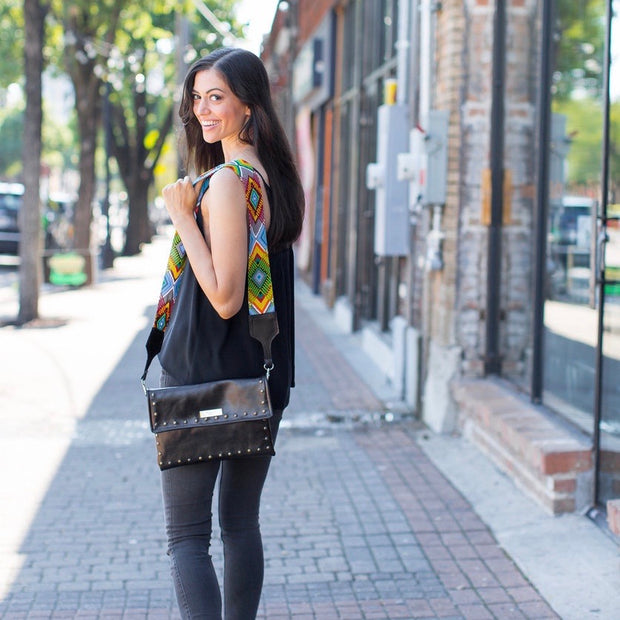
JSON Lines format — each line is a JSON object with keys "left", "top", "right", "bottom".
{"left": 447, "top": 0, "right": 539, "bottom": 378}
{"left": 297, "top": 0, "right": 337, "bottom": 44}
{"left": 500, "top": 0, "right": 539, "bottom": 379}
{"left": 429, "top": 0, "right": 467, "bottom": 347}
{"left": 453, "top": 0, "right": 494, "bottom": 375}
{"left": 453, "top": 380, "right": 593, "bottom": 514}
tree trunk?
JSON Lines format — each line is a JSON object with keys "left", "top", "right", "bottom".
{"left": 74, "top": 74, "right": 101, "bottom": 284}
{"left": 18, "top": 0, "right": 47, "bottom": 324}
{"left": 123, "top": 170, "right": 153, "bottom": 256}
{"left": 71, "top": 62, "right": 101, "bottom": 284}
{"left": 111, "top": 102, "right": 174, "bottom": 256}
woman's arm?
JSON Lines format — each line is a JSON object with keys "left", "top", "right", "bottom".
{"left": 162, "top": 170, "right": 247, "bottom": 319}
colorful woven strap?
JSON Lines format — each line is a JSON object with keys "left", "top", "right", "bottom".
{"left": 152, "top": 159, "right": 275, "bottom": 334}
{"left": 153, "top": 230, "right": 186, "bottom": 332}
{"left": 142, "top": 159, "right": 279, "bottom": 384}
{"left": 243, "top": 162, "right": 275, "bottom": 317}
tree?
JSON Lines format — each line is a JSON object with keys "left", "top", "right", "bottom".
{"left": 47, "top": 0, "right": 244, "bottom": 267}
{"left": 58, "top": 1, "right": 123, "bottom": 283}
{"left": 0, "top": 101, "right": 77, "bottom": 180}
{"left": 0, "top": 0, "right": 26, "bottom": 181}
{"left": 553, "top": 0, "right": 607, "bottom": 101}
{"left": 551, "top": 0, "right": 620, "bottom": 199}
{"left": 0, "top": 0, "right": 23, "bottom": 87}
{"left": 104, "top": 4, "right": 180, "bottom": 256}
{"left": 106, "top": 1, "right": 244, "bottom": 255}
{"left": 19, "top": 0, "right": 48, "bottom": 324}
{"left": 0, "top": 108, "right": 24, "bottom": 178}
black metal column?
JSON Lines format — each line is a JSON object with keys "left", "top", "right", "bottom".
{"left": 531, "top": 0, "right": 555, "bottom": 402}
{"left": 592, "top": 0, "right": 613, "bottom": 508}
{"left": 484, "top": 0, "right": 507, "bottom": 375}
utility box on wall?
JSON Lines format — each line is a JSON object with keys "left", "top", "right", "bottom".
{"left": 397, "top": 109, "right": 449, "bottom": 207}
{"left": 366, "top": 104, "right": 410, "bottom": 256}
{"left": 423, "top": 109, "right": 449, "bottom": 206}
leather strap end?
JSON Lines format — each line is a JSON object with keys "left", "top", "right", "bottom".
{"left": 249, "top": 312, "right": 279, "bottom": 366}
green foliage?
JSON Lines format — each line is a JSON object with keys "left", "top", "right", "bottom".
{"left": 0, "top": 0, "right": 248, "bottom": 233}
{"left": 0, "top": 0, "right": 23, "bottom": 87}
{"left": 0, "top": 95, "right": 78, "bottom": 180}
{"left": 553, "top": 0, "right": 607, "bottom": 101}
{"left": 0, "top": 107, "right": 24, "bottom": 178}
{"left": 553, "top": 97, "right": 620, "bottom": 191}
{"left": 103, "top": 0, "right": 245, "bottom": 173}
{"left": 607, "top": 101, "right": 620, "bottom": 199}
{"left": 553, "top": 98, "right": 602, "bottom": 186}
{"left": 42, "top": 100, "right": 78, "bottom": 171}
{"left": 550, "top": 0, "right": 620, "bottom": 197}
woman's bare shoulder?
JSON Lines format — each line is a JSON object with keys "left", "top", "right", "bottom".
{"left": 202, "top": 166, "right": 245, "bottom": 210}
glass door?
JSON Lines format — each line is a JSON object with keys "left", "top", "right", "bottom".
{"left": 542, "top": 0, "right": 605, "bottom": 429}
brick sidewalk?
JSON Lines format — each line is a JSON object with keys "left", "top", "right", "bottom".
{"left": 255, "top": 304, "right": 558, "bottom": 619}
{"left": 0, "top": 245, "right": 559, "bottom": 619}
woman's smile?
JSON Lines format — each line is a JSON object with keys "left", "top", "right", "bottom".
{"left": 192, "top": 69, "right": 249, "bottom": 150}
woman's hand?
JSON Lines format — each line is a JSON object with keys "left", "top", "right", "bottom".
{"left": 162, "top": 176, "right": 198, "bottom": 227}
{"left": 159, "top": 169, "right": 248, "bottom": 320}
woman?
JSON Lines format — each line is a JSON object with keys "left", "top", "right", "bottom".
{"left": 157, "top": 48, "right": 304, "bottom": 619}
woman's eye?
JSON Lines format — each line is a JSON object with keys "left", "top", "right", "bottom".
{"left": 209, "top": 94, "right": 221, "bottom": 102}
{"left": 192, "top": 93, "right": 200, "bottom": 101}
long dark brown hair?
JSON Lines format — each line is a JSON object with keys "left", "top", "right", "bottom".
{"left": 179, "top": 47, "right": 305, "bottom": 251}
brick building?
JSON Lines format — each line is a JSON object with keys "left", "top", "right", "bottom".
{"left": 262, "top": 0, "right": 619, "bottom": 522}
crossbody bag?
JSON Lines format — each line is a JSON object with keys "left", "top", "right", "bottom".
{"left": 141, "top": 160, "right": 279, "bottom": 470}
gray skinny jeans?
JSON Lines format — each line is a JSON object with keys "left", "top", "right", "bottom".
{"left": 159, "top": 370, "right": 282, "bottom": 620}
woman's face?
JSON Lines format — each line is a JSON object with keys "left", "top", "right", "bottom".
{"left": 192, "top": 68, "right": 250, "bottom": 147}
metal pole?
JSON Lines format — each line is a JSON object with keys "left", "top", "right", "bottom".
{"left": 592, "top": 0, "right": 613, "bottom": 508}
{"left": 345, "top": 0, "right": 364, "bottom": 330}
{"left": 484, "top": 0, "right": 507, "bottom": 375}
{"left": 531, "top": 0, "right": 555, "bottom": 402}
{"left": 406, "top": 0, "right": 421, "bottom": 329}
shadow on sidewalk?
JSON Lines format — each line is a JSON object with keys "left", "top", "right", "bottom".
{"left": 1, "top": 294, "right": 560, "bottom": 619}
{"left": 1, "top": 308, "right": 181, "bottom": 617}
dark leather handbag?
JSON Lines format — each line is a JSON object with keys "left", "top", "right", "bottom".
{"left": 141, "top": 160, "right": 279, "bottom": 470}
{"left": 146, "top": 376, "right": 274, "bottom": 469}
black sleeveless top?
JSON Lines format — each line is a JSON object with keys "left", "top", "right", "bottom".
{"left": 158, "top": 180, "right": 295, "bottom": 411}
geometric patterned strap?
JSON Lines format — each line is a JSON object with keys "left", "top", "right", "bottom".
{"left": 234, "top": 160, "right": 275, "bottom": 316}
{"left": 151, "top": 158, "right": 275, "bottom": 335}
{"left": 143, "top": 159, "right": 278, "bottom": 382}
{"left": 152, "top": 230, "right": 187, "bottom": 332}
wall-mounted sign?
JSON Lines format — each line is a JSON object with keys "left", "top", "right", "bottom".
{"left": 292, "top": 13, "right": 333, "bottom": 107}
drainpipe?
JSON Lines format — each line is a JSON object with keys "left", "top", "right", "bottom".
{"left": 484, "top": 0, "right": 507, "bottom": 375}
{"left": 405, "top": 0, "right": 422, "bottom": 330}
{"left": 418, "top": 0, "right": 433, "bottom": 122}
{"left": 395, "top": 0, "right": 410, "bottom": 106}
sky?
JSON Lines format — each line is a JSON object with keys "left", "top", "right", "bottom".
{"left": 235, "top": 0, "right": 281, "bottom": 55}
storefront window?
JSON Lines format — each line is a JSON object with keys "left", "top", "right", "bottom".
{"left": 542, "top": 0, "right": 619, "bottom": 502}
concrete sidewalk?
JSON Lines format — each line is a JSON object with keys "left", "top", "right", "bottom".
{"left": 0, "top": 236, "right": 617, "bottom": 619}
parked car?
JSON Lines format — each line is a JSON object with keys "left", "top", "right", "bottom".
{"left": 0, "top": 182, "right": 24, "bottom": 255}
{"left": 0, "top": 183, "right": 77, "bottom": 259}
